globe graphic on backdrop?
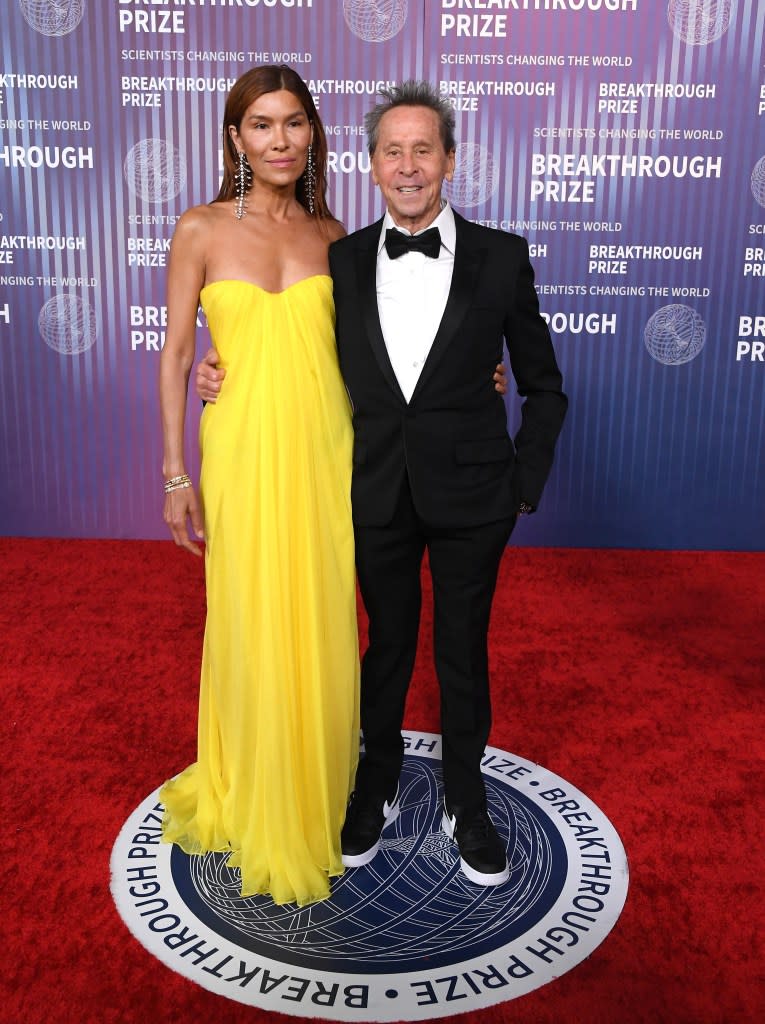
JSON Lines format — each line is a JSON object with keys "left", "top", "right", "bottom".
{"left": 444, "top": 144, "right": 500, "bottom": 208}
{"left": 644, "top": 304, "right": 706, "bottom": 365}
{"left": 124, "top": 139, "right": 186, "bottom": 204}
{"left": 750, "top": 156, "right": 765, "bottom": 208}
{"left": 171, "top": 756, "right": 564, "bottom": 971}
{"left": 38, "top": 294, "right": 97, "bottom": 355}
{"left": 342, "top": 0, "right": 408, "bottom": 42}
{"left": 19, "top": 0, "right": 85, "bottom": 36}
{"left": 667, "top": 0, "right": 732, "bottom": 45}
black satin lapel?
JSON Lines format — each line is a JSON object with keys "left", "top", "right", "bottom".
{"left": 356, "top": 235, "right": 406, "bottom": 403}
{"left": 410, "top": 241, "right": 484, "bottom": 402}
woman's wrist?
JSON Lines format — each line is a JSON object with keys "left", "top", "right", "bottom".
{"left": 164, "top": 473, "right": 192, "bottom": 494}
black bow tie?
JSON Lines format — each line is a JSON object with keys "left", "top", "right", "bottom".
{"left": 384, "top": 226, "right": 442, "bottom": 260}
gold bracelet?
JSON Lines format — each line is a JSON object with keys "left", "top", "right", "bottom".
{"left": 164, "top": 474, "right": 191, "bottom": 494}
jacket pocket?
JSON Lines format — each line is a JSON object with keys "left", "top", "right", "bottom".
{"left": 454, "top": 437, "right": 514, "bottom": 465}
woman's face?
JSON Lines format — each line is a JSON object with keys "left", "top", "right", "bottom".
{"left": 229, "top": 88, "right": 312, "bottom": 193}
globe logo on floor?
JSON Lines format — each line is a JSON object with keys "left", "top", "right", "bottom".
{"left": 111, "top": 732, "right": 628, "bottom": 1020}
{"left": 177, "top": 749, "right": 560, "bottom": 971}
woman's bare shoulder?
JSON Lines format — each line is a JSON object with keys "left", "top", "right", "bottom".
{"left": 174, "top": 202, "right": 230, "bottom": 240}
{"left": 323, "top": 217, "right": 347, "bottom": 243}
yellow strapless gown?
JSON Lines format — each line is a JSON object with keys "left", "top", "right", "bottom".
{"left": 160, "top": 276, "right": 360, "bottom": 906}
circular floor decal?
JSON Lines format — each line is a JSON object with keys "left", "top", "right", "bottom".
{"left": 111, "top": 731, "right": 628, "bottom": 1020}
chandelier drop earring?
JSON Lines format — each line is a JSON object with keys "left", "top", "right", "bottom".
{"left": 305, "top": 144, "right": 315, "bottom": 215}
{"left": 235, "top": 149, "right": 252, "bottom": 220}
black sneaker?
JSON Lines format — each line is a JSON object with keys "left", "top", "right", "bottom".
{"left": 442, "top": 802, "right": 509, "bottom": 885}
{"left": 341, "top": 787, "right": 400, "bottom": 867}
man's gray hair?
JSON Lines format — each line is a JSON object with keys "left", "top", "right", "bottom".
{"left": 364, "top": 81, "right": 456, "bottom": 156}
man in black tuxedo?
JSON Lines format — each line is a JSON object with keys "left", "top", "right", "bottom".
{"left": 331, "top": 82, "right": 567, "bottom": 886}
{"left": 197, "top": 82, "right": 566, "bottom": 887}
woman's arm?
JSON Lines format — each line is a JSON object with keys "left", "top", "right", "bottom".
{"left": 159, "top": 208, "right": 208, "bottom": 556}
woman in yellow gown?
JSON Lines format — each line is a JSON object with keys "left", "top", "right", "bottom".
{"left": 158, "top": 66, "right": 359, "bottom": 906}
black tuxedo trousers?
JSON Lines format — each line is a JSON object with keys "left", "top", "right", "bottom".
{"left": 354, "top": 473, "right": 516, "bottom": 809}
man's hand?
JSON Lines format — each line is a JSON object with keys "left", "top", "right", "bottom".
{"left": 494, "top": 362, "right": 508, "bottom": 395}
{"left": 163, "top": 485, "right": 204, "bottom": 557}
{"left": 196, "top": 347, "right": 224, "bottom": 403}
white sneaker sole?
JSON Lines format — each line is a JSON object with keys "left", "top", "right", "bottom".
{"left": 441, "top": 810, "right": 510, "bottom": 886}
{"left": 341, "top": 796, "right": 400, "bottom": 868}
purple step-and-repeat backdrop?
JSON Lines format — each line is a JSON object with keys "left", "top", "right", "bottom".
{"left": 0, "top": 1, "right": 762, "bottom": 550}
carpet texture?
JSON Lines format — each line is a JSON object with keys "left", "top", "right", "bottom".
{"left": 2, "top": 538, "right": 763, "bottom": 1023}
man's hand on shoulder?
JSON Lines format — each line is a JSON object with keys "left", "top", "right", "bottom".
{"left": 494, "top": 363, "right": 508, "bottom": 395}
{"left": 196, "top": 347, "right": 224, "bottom": 403}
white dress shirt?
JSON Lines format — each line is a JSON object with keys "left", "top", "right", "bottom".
{"left": 376, "top": 201, "right": 456, "bottom": 402}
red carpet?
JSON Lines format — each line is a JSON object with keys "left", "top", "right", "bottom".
{"left": 2, "top": 538, "right": 763, "bottom": 1023}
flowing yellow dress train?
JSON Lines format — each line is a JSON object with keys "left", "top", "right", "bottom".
{"left": 160, "top": 276, "right": 360, "bottom": 906}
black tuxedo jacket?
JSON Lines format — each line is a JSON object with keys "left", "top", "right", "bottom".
{"left": 328, "top": 211, "right": 567, "bottom": 529}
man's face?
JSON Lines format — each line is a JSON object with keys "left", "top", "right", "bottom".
{"left": 370, "top": 105, "right": 455, "bottom": 234}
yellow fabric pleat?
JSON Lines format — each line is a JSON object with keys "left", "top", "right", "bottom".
{"left": 160, "top": 276, "right": 360, "bottom": 907}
